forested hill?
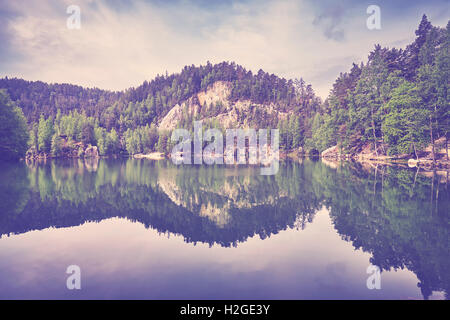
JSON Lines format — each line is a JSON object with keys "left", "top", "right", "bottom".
{"left": 0, "top": 61, "right": 319, "bottom": 130}
{"left": 307, "top": 15, "right": 449, "bottom": 162}
{"left": 0, "top": 78, "right": 121, "bottom": 124}
{"left": 0, "top": 15, "right": 448, "bottom": 163}
{"left": 0, "top": 61, "right": 321, "bottom": 158}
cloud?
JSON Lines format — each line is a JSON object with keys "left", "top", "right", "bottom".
{"left": 0, "top": 0, "right": 448, "bottom": 99}
{"left": 312, "top": 3, "right": 346, "bottom": 41}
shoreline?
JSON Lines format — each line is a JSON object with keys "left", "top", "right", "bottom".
{"left": 23, "top": 152, "right": 450, "bottom": 170}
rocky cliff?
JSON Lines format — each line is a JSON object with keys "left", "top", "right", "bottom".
{"left": 158, "top": 81, "right": 289, "bottom": 131}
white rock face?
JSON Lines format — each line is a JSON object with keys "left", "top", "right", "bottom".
{"left": 158, "top": 103, "right": 184, "bottom": 131}
{"left": 197, "top": 81, "right": 232, "bottom": 108}
{"left": 157, "top": 169, "right": 288, "bottom": 228}
{"left": 157, "top": 81, "right": 288, "bottom": 131}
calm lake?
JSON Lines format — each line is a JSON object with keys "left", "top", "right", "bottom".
{"left": 0, "top": 158, "right": 448, "bottom": 299}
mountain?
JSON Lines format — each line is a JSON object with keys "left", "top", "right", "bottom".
{"left": 0, "top": 15, "right": 448, "bottom": 165}
{"left": 0, "top": 62, "right": 321, "bottom": 130}
{"left": 0, "top": 61, "right": 321, "bottom": 157}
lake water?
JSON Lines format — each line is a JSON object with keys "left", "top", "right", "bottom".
{"left": 0, "top": 158, "right": 448, "bottom": 300}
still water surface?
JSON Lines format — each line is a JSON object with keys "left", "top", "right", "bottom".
{"left": 0, "top": 158, "right": 448, "bottom": 299}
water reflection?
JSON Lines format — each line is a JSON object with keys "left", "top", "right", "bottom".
{"left": 0, "top": 158, "right": 448, "bottom": 299}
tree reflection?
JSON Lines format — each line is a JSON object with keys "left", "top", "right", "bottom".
{"left": 0, "top": 158, "right": 448, "bottom": 298}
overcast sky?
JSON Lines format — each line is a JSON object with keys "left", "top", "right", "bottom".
{"left": 0, "top": 0, "right": 448, "bottom": 99}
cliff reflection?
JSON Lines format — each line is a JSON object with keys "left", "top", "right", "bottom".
{"left": 1, "top": 159, "right": 320, "bottom": 247}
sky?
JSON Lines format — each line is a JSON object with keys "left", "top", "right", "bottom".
{"left": 0, "top": 0, "right": 448, "bottom": 99}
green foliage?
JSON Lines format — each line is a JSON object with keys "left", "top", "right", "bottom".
{"left": 0, "top": 61, "right": 324, "bottom": 154}
{"left": 29, "top": 123, "right": 38, "bottom": 151}
{"left": 1, "top": 62, "right": 319, "bottom": 138}
{"left": 0, "top": 17, "right": 447, "bottom": 157}
{"left": 278, "top": 115, "right": 303, "bottom": 150}
{"left": 107, "top": 128, "right": 120, "bottom": 155}
{"left": 156, "top": 131, "right": 171, "bottom": 154}
{"left": 382, "top": 81, "right": 429, "bottom": 154}
{"left": 307, "top": 112, "right": 337, "bottom": 152}
{"left": 0, "top": 90, "right": 29, "bottom": 160}
{"left": 81, "top": 122, "right": 95, "bottom": 145}
{"left": 38, "top": 114, "right": 54, "bottom": 153}
{"left": 94, "top": 126, "right": 107, "bottom": 155}
{"left": 51, "top": 133, "right": 64, "bottom": 157}
{"left": 310, "top": 16, "right": 449, "bottom": 155}
{"left": 95, "top": 126, "right": 121, "bottom": 155}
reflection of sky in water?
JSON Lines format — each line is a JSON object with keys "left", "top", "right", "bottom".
{"left": 0, "top": 207, "right": 442, "bottom": 299}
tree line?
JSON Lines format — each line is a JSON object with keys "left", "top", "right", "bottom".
{"left": 307, "top": 15, "right": 449, "bottom": 163}
{"left": 0, "top": 15, "right": 447, "bottom": 161}
{"left": 1, "top": 61, "right": 320, "bottom": 159}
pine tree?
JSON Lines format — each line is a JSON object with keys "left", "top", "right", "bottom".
{"left": 38, "top": 114, "right": 54, "bottom": 153}
{"left": 0, "top": 90, "right": 29, "bottom": 160}
{"left": 51, "top": 133, "right": 64, "bottom": 157}
{"left": 382, "top": 81, "right": 428, "bottom": 155}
